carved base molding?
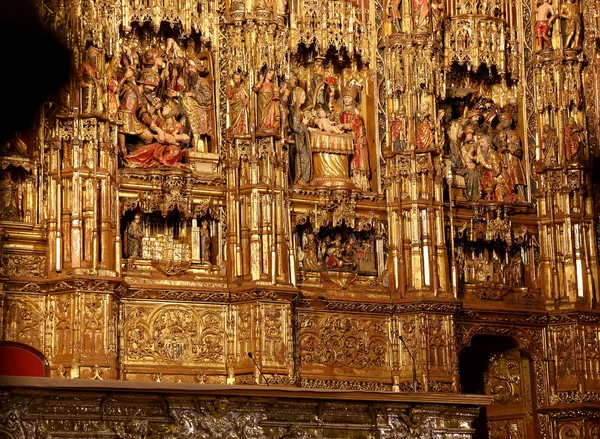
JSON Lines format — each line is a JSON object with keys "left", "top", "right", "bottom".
{"left": 0, "top": 379, "right": 488, "bottom": 439}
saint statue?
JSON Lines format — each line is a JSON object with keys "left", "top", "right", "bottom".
{"left": 493, "top": 112, "right": 526, "bottom": 202}
{"left": 0, "top": 171, "right": 21, "bottom": 221}
{"left": 126, "top": 214, "right": 144, "bottom": 259}
{"left": 558, "top": 0, "right": 581, "bottom": 50}
{"left": 302, "top": 233, "right": 320, "bottom": 269}
{"left": 182, "top": 59, "right": 215, "bottom": 152}
{"left": 535, "top": 0, "right": 556, "bottom": 51}
{"left": 431, "top": 0, "right": 446, "bottom": 39}
{"left": 289, "top": 86, "right": 311, "bottom": 185}
{"left": 477, "top": 135, "right": 502, "bottom": 201}
{"left": 340, "top": 86, "right": 371, "bottom": 192}
{"left": 459, "top": 127, "right": 481, "bottom": 202}
{"left": 416, "top": 103, "right": 434, "bottom": 150}
{"left": 200, "top": 220, "right": 211, "bottom": 264}
{"left": 511, "top": 253, "right": 524, "bottom": 287}
{"left": 564, "top": 117, "right": 584, "bottom": 162}
{"left": 412, "top": 0, "right": 430, "bottom": 30}
{"left": 226, "top": 72, "right": 250, "bottom": 137}
{"left": 78, "top": 46, "right": 104, "bottom": 114}
{"left": 387, "top": 0, "right": 402, "bottom": 28}
{"left": 117, "top": 67, "right": 153, "bottom": 156}
{"left": 390, "top": 106, "right": 408, "bottom": 151}
{"left": 254, "top": 69, "right": 280, "bottom": 134}
{"left": 541, "top": 124, "right": 559, "bottom": 167}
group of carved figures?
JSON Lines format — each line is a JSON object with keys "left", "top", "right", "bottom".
{"left": 389, "top": 102, "right": 440, "bottom": 152}
{"left": 448, "top": 100, "right": 528, "bottom": 203}
{"left": 535, "top": 0, "right": 582, "bottom": 51}
{"left": 299, "top": 230, "right": 374, "bottom": 272}
{"left": 445, "top": 96, "right": 582, "bottom": 204}
{"left": 78, "top": 39, "right": 215, "bottom": 168}
{"left": 78, "top": 42, "right": 373, "bottom": 191}
{"left": 227, "top": 72, "right": 372, "bottom": 191}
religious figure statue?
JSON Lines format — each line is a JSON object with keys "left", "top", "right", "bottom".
{"left": 123, "top": 100, "right": 190, "bottom": 168}
{"left": 314, "top": 105, "right": 344, "bottom": 134}
{"left": 140, "top": 49, "right": 163, "bottom": 99}
{"left": 200, "top": 220, "right": 211, "bottom": 264}
{"left": 558, "top": 0, "right": 581, "bottom": 50}
{"left": 182, "top": 59, "right": 215, "bottom": 152}
{"left": 387, "top": 0, "right": 402, "bottom": 28}
{"left": 535, "top": 0, "right": 556, "bottom": 51}
{"left": 226, "top": 72, "right": 250, "bottom": 137}
{"left": 459, "top": 127, "right": 481, "bottom": 202}
{"left": 340, "top": 86, "right": 371, "bottom": 192}
{"left": 511, "top": 252, "right": 524, "bottom": 287}
{"left": 289, "top": 86, "right": 311, "bottom": 185}
{"left": 416, "top": 103, "right": 434, "bottom": 150}
{"left": 117, "top": 67, "right": 153, "bottom": 156}
{"left": 254, "top": 69, "right": 280, "bottom": 134}
{"left": 564, "top": 117, "right": 584, "bottom": 162}
{"left": 0, "top": 171, "right": 21, "bottom": 221}
{"left": 78, "top": 46, "right": 104, "bottom": 114}
{"left": 493, "top": 111, "right": 526, "bottom": 202}
{"left": 541, "top": 123, "right": 559, "bottom": 167}
{"left": 106, "top": 56, "right": 121, "bottom": 121}
{"left": 323, "top": 81, "right": 342, "bottom": 122}
{"left": 477, "top": 135, "right": 502, "bottom": 201}
{"left": 126, "top": 214, "right": 144, "bottom": 258}
{"left": 431, "top": 0, "right": 446, "bottom": 39}
{"left": 390, "top": 105, "right": 408, "bottom": 151}
{"left": 302, "top": 232, "right": 321, "bottom": 269}
{"left": 324, "top": 234, "right": 344, "bottom": 268}
{"left": 413, "top": 0, "right": 430, "bottom": 30}
{"left": 279, "top": 78, "right": 292, "bottom": 138}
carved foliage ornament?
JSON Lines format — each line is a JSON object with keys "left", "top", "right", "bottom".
{"left": 123, "top": 305, "right": 226, "bottom": 365}
{"left": 299, "top": 314, "right": 389, "bottom": 369}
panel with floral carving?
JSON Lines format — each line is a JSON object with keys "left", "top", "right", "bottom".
{"left": 4, "top": 295, "right": 46, "bottom": 354}
{"left": 122, "top": 302, "right": 228, "bottom": 375}
{"left": 298, "top": 311, "right": 392, "bottom": 384}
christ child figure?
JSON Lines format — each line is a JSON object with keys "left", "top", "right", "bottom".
{"left": 314, "top": 105, "right": 344, "bottom": 134}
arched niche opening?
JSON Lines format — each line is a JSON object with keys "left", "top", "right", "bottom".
{"left": 459, "top": 334, "right": 538, "bottom": 439}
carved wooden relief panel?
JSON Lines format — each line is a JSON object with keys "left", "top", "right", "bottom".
{"left": 121, "top": 301, "right": 228, "bottom": 381}
{"left": 485, "top": 349, "right": 535, "bottom": 439}
{"left": 4, "top": 294, "right": 46, "bottom": 354}
{"left": 298, "top": 311, "right": 392, "bottom": 389}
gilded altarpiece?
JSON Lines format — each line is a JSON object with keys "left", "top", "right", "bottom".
{"left": 0, "top": 0, "right": 600, "bottom": 437}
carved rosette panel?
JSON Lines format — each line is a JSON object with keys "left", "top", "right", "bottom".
{"left": 122, "top": 302, "right": 227, "bottom": 375}
{"left": 298, "top": 311, "right": 392, "bottom": 383}
{"left": 4, "top": 294, "right": 46, "bottom": 354}
{"left": 558, "top": 421, "right": 583, "bottom": 439}
{"left": 589, "top": 422, "right": 600, "bottom": 439}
